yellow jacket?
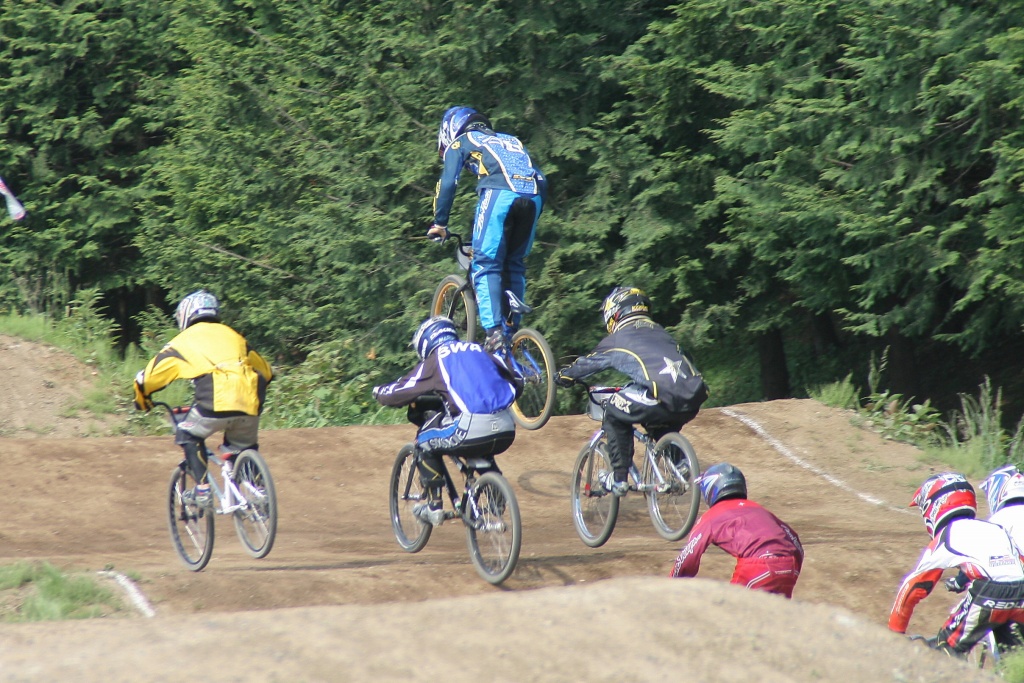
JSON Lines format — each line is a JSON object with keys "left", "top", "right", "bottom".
{"left": 135, "top": 322, "right": 273, "bottom": 416}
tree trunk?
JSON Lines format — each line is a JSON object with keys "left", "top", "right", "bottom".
{"left": 884, "top": 328, "right": 920, "bottom": 399}
{"left": 758, "top": 328, "right": 790, "bottom": 400}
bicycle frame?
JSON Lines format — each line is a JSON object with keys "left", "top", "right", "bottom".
{"left": 202, "top": 454, "right": 251, "bottom": 516}
{"left": 439, "top": 232, "right": 531, "bottom": 344}
{"left": 430, "top": 231, "right": 556, "bottom": 430}
{"left": 158, "top": 402, "right": 252, "bottom": 516}
{"left": 399, "top": 450, "right": 495, "bottom": 524}
{"left": 583, "top": 388, "right": 683, "bottom": 493}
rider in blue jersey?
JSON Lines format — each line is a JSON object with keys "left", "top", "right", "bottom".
{"left": 373, "top": 316, "right": 522, "bottom": 526}
{"left": 427, "top": 106, "right": 547, "bottom": 353}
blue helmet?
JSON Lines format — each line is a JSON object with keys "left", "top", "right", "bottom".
{"left": 437, "top": 106, "right": 491, "bottom": 158}
{"left": 980, "top": 464, "right": 1024, "bottom": 514}
{"left": 412, "top": 316, "right": 459, "bottom": 360}
{"left": 698, "top": 462, "right": 747, "bottom": 507}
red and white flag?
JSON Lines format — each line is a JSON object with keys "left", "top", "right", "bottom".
{"left": 0, "top": 176, "right": 26, "bottom": 220}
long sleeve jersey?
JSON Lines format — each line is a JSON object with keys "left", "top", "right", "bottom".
{"left": 670, "top": 498, "right": 803, "bottom": 578}
{"left": 559, "top": 318, "right": 708, "bottom": 413}
{"left": 135, "top": 322, "right": 273, "bottom": 417}
{"left": 432, "top": 128, "right": 546, "bottom": 227}
{"left": 989, "top": 503, "right": 1024, "bottom": 553}
{"left": 888, "top": 517, "right": 1024, "bottom": 633}
{"left": 374, "top": 340, "right": 518, "bottom": 416}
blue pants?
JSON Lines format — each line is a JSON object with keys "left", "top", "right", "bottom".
{"left": 471, "top": 188, "right": 543, "bottom": 330}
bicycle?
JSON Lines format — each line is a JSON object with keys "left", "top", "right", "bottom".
{"left": 569, "top": 385, "right": 701, "bottom": 548}
{"left": 909, "top": 630, "right": 1004, "bottom": 669}
{"left": 157, "top": 401, "right": 278, "bottom": 571}
{"left": 388, "top": 439, "right": 522, "bottom": 585}
{"left": 429, "top": 231, "right": 556, "bottom": 431}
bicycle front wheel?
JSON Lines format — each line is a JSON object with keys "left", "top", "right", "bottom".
{"left": 509, "top": 328, "right": 556, "bottom": 430}
{"left": 389, "top": 444, "right": 432, "bottom": 552}
{"left": 432, "top": 275, "right": 478, "bottom": 342}
{"left": 167, "top": 464, "right": 215, "bottom": 571}
{"left": 570, "top": 440, "right": 619, "bottom": 547}
{"left": 643, "top": 432, "right": 701, "bottom": 541}
{"left": 232, "top": 450, "right": 278, "bottom": 559}
{"left": 465, "top": 472, "right": 522, "bottom": 585}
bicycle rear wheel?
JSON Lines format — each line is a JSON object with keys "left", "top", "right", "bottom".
{"left": 232, "top": 450, "right": 278, "bottom": 559}
{"left": 509, "top": 328, "right": 555, "bottom": 430}
{"left": 389, "top": 444, "right": 432, "bottom": 552}
{"left": 643, "top": 432, "right": 701, "bottom": 541}
{"left": 570, "top": 440, "right": 619, "bottom": 547}
{"left": 432, "top": 275, "right": 478, "bottom": 342}
{"left": 167, "top": 464, "right": 215, "bottom": 571}
{"left": 465, "top": 472, "right": 522, "bottom": 585}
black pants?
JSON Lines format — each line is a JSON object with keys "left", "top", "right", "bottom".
{"left": 603, "top": 395, "right": 697, "bottom": 481}
{"left": 939, "top": 578, "right": 1024, "bottom": 653}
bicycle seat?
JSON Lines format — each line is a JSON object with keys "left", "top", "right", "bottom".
{"left": 504, "top": 290, "right": 533, "bottom": 315}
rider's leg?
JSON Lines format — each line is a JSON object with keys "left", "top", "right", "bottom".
{"left": 415, "top": 412, "right": 453, "bottom": 506}
{"left": 446, "top": 410, "right": 516, "bottom": 473}
{"left": 602, "top": 406, "right": 636, "bottom": 487}
{"left": 220, "top": 414, "right": 260, "bottom": 456}
{"left": 502, "top": 194, "right": 541, "bottom": 330}
{"left": 175, "top": 429, "right": 209, "bottom": 485}
{"left": 471, "top": 189, "right": 516, "bottom": 334}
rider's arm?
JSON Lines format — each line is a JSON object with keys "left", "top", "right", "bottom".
{"left": 432, "top": 143, "right": 467, "bottom": 227}
{"left": 136, "top": 339, "right": 188, "bottom": 400}
{"left": 247, "top": 345, "right": 273, "bottom": 383}
{"left": 373, "top": 358, "right": 445, "bottom": 408}
{"left": 888, "top": 565, "right": 943, "bottom": 633}
{"left": 669, "top": 513, "right": 715, "bottom": 578}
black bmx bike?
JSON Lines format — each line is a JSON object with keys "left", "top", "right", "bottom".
{"left": 158, "top": 402, "right": 278, "bottom": 571}
{"left": 430, "top": 231, "right": 556, "bottom": 430}
{"left": 388, "top": 440, "right": 522, "bottom": 585}
{"left": 569, "top": 386, "right": 701, "bottom": 547}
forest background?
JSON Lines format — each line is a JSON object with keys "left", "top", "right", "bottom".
{"left": 3, "top": 0, "right": 1024, "bottom": 429}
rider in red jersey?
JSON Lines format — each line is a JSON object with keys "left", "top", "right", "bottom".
{"left": 669, "top": 463, "right": 803, "bottom": 598}
{"left": 890, "top": 472, "right": 1024, "bottom": 655}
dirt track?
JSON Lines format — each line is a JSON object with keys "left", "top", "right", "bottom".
{"left": 0, "top": 390, "right": 1001, "bottom": 682}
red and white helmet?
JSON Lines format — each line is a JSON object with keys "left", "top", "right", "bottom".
{"left": 909, "top": 472, "right": 977, "bottom": 537}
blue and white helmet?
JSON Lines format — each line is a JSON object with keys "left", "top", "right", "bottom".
{"left": 980, "top": 464, "right": 1024, "bottom": 514}
{"left": 697, "top": 462, "right": 747, "bottom": 507}
{"left": 174, "top": 290, "right": 220, "bottom": 330}
{"left": 437, "top": 106, "right": 491, "bottom": 158}
{"left": 412, "top": 316, "right": 459, "bottom": 360}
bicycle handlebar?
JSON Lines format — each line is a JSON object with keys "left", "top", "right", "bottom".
{"left": 428, "top": 229, "right": 472, "bottom": 259}
{"left": 150, "top": 400, "right": 189, "bottom": 425}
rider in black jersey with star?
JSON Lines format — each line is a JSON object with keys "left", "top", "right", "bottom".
{"left": 554, "top": 286, "right": 709, "bottom": 495}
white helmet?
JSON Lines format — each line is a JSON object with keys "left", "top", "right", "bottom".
{"left": 174, "top": 290, "right": 220, "bottom": 330}
{"left": 980, "top": 465, "right": 1024, "bottom": 514}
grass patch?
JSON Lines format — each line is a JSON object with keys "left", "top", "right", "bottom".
{"left": 0, "top": 561, "right": 125, "bottom": 622}
{"left": 999, "top": 649, "right": 1024, "bottom": 682}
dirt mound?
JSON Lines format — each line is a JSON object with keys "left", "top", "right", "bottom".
{"left": 0, "top": 578, "right": 995, "bottom": 683}
{"left": 0, "top": 337, "right": 997, "bottom": 681}
{"left": 0, "top": 334, "right": 121, "bottom": 438}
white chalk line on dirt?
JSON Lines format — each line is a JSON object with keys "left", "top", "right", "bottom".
{"left": 98, "top": 570, "right": 155, "bottom": 617}
{"left": 721, "top": 408, "right": 913, "bottom": 515}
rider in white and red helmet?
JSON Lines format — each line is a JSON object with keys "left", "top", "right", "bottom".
{"left": 890, "top": 472, "right": 1024, "bottom": 655}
